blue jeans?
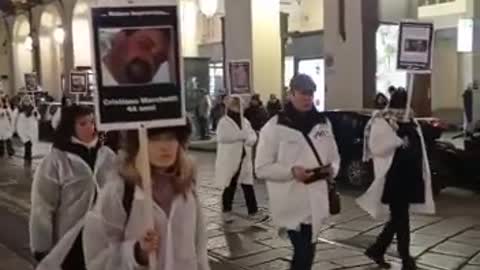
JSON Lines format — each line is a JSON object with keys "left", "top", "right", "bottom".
{"left": 288, "top": 224, "right": 316, "bottom": 270}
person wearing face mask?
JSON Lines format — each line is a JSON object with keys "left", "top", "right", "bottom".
{"left": 215, "top": 96, "right": 268, "bottom": 223}
{"left": 256, "top": 74, "right": 340, "bottom": 270}
{"left": 16, "top": 96, "right": 40, "bottom": 162}
{"left": 30, "top": 105, "right": 116, "bottom": 270}
{"left": 359, "top": 90, "right": 435, "bottom": 270}
{"left": 0, "top": 97, "right": 15, "bottom": 157}
{"left": 82, "top": 124, "right": 210, "bottom": 270}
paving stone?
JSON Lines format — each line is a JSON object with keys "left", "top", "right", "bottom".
{"left": 314, "top": 248, "right": 361, "bottom": 263}
{"left": 461, "top": 266, "right": 480, "bottom": 270}
{"left": 318, "top": 228, "right": 360, "bottom": 241}
{"left": 410, "top": 234, "right": 445, "bottom": 248}
{"left": 311, "top": 261, "right": 339, "bottom": 270}
{"left": 386, "top": 245, "right": 429, "bottom": 258}
{"left": 209, "top": 234, "right": 271, "bottom": 259}
{"left": 252, "top": 259, "right": 290, "bottom": 270}
{"left": 415, "top": 217, "right": 476, "bottom": 238}
{"left": 330, "top": 255, "right": 373, "bottom": 268}
{"left": 260, "top": 238, "right": 291, "bottom": 249}
{"left": 432, "top": 241, "right": 480, "bottom": 258}
{"left": 316, "top": 242, "right": 338, "bottom": 251}
{"left": 418, "top": 252, "right": 467, "bottom": 270}
{"left": 208, "top": 235, "right": 229, "bottom": 250}
{"left": 470, "top": 253, "right": 480, "bottom": 265}
{"left": 335, "top": 220, "right": 383, "bottom": 232}
{"left": 232, "top": 248, "right": 291, "bottom": 267}
{"left": 240, "top": 225, "right": 274, "bottom": 241}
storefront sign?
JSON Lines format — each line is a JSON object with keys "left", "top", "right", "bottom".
{"left": 397, "top": 21, "right": 434, "bottom": 73}
{"left": 90, "top": 3, "right": 185, "bottom": 130}
{"left": 24, "top": 73, "right": 38, "bottom": 92}
{"left": 70, "top": 71, "right": 89, "bottom": 94}
{"left": 228, "top": 60, "right": 251, "bottom": 95}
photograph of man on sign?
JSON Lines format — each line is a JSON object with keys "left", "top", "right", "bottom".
{"left": 100, "top": 27, "right": 172, "bottom": 86}
{"left": 71, "top": 73, "right": 88, "bottom": 93}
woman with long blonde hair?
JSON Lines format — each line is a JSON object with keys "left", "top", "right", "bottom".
{"left": 83, "top": 124, "right": 210, "bottom": 270}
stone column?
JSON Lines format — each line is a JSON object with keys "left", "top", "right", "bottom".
{"left": 224, "top": 0, "right": 282, "bottom": 100}
{"left": 323, "top": 0, "right": 378, "bottom": 109}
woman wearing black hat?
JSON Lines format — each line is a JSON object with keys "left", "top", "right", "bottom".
{"left": 358, "top": 90, "right": 435, "bottom": 270}
{"left": 82, "top": 124, "right": 210, "bottom": 270}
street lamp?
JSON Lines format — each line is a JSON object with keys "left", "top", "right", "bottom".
{"left": 198, "top": 0, "right": 218, "bottom": 17}
{"left": 53, "top": 26, "right": 65, "bottom": 44}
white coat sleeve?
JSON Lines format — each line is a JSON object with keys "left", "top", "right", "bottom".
{"left": 216, "top": 118, "right": 246, "bottom": 144}
{"left": 244, "top": 119, "right": 257, "bottom": 147}
{"left": 327, "top": 120, "right": 341, "bottom": 178}
{"left": 51, "top": 109, "right": 61, "bottom": 130}
{"left": 255, "top": 121, "right": 293, "bottom": 182}
{"left": 195, "top": 196, "right": 210, "bottom": 270}
{"left": 369, "top": 118, "right": 403, "bottom": 158}
{"left": 29, "top": 155, "right": 61, "bottom": 254}
{"left": 83, "top": 181, "right": 143, "bottom": 270}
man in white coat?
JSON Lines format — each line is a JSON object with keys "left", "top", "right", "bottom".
{"left": 256, "top": 74, "right": 340, "bottom": 270}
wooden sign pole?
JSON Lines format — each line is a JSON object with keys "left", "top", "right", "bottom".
{"left": 136, "top": 126, "right": 157, "bottom": 270}
{"left": 404, "top": 74, "right": 414, "bottom": 122}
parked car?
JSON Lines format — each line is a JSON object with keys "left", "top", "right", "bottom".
{"left": 324, "top": 110, "right": 447, "bottom": 194}
{"left": 432, "top": 132, "right": 480, "bottom": 193}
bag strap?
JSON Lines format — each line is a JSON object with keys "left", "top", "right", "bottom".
{"left": 302, "top": 132, "right": 324, "bottom": 167}
{"left": 123, "top": 181, "right": 135, "bottom": 226}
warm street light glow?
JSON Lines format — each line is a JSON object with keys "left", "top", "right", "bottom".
{"left": 53, "top": 26, "right": 65, "bottom": 44}
{"left": 198, "top": 0, "right": 218, "bottom": 17}
{"left": 24, "top": 36, "right": 33, "bottom": 51}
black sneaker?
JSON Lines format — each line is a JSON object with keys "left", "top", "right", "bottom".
{"left": 365, "top": 248, "right": 392, "bottom": 269}
{"left": 401, "top": 257, "right": 417, "bottom": 270}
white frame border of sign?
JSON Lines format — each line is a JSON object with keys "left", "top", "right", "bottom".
{"left": 396, "top": 21, "right": 434, "bottom": 74}
{"left": 228, "top": 59, "right": 253, "bottom": 96}
{"left": 70, "top": 71, "right": 89, "bottom": 94}
{"left": 88, "top": 0, "right": 186, "bottom": 131}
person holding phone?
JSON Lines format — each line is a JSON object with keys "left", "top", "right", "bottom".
{"left": 256, "top": 74, "right": 340, "bottom": 270}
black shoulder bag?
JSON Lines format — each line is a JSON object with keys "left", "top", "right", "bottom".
{"left": 302, "top": 133, "right": 341, "bottom": 215}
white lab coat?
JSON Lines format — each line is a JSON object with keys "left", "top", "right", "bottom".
{"left": 30, "top": 145, "right": 116, "bottom": 269}
{"left": 82, "top": 177, "right": 210, "bottom": 270}
{"left": 51, "top": 108, "right": 61, "bottom": 130}
{"left": 0, "top": 108, "right": 14, "bottom": 140}
{"left": 215, "top": 115, "right": 257, "bottom": 187}
{"left": 356, "top": 117, "right": 436, "bottom": 220}
{"left": 16, "top": 111, "right": 40, "bottom": 143}
{"left": 255, "top": 116, "right": 340, "bottom": 241}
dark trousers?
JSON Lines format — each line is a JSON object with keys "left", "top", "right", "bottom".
{"left": 198, "top": 116, "right": 210, "bottom": 140}
{"left": 222, "top": 167, "right": 258, "bottom": 215}
{"left": 288, "top": 224, "right": 316, "bottom": 270}
{"left": 370, "top": 203, "right": 411, "bottom": 259}
{"left": 61, "top": 229, "right": 86, "bottom": 270}
{"left": 24, "top": 141, "right": 32, "bottom": 161}
{"left": 0, "top": 139, "right": 14, "bottom": 156}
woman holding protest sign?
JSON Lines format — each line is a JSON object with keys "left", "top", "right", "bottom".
{"left": 30, "top": 105, "right": 116, "bottom": 270}
{"left": 82, "top": 123, "right": 210, "bottom": 270}
{"left": 358, "top": 90, "right": 435, "bottom": 270}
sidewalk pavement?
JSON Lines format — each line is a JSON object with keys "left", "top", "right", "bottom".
{"left": 2, "top": 144, "right": 480, "bottom": 270}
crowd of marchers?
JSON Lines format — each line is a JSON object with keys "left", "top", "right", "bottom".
{"left": 26, "top": 74, "right": 431, "bottom": 270}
